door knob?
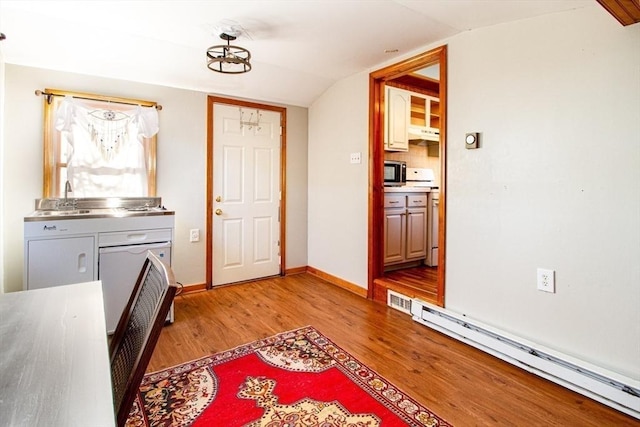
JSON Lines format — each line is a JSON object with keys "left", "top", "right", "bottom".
{"left": 215, "top": 209, "right": 223, "bottom": 216}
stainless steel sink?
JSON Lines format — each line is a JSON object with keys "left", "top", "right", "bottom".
{"left": 31, "top": 210, "right": 92, "bottom": 217}
{"left": 25, "top": 197, "right": 173, "bottom": 221}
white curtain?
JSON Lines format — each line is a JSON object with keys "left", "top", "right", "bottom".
{"left": 54, "top": 96, "right": 159, "bottom": 197}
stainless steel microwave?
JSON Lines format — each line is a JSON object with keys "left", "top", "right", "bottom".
{"left": 384, "top": 160, "right": 406, "bottom": 186}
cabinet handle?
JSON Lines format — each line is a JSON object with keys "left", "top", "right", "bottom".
{"left": 389, "top": 201, "right": 399, "bottom": 204}
{"left": 77, "top": 252, "right": 87, "bottom": 273}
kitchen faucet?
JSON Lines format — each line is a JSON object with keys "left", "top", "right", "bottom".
{"left": 64, "top": 180, "right": 72, "bottom": 202}
{"left": 58, "top": 180, "right": 77, "bottom": 210}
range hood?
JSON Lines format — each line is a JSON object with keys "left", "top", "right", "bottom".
{"left": 408, "top": 126, "right": 439, "bottom": 144}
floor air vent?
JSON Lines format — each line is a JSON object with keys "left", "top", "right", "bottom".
{"left": 387, "top": 290, "right": 412, "bottom": 315}
{"left": 410, "top": 298, "right": 640, "bottom": 419}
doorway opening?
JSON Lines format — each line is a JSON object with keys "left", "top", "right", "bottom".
{"left": 206, "top": 96, "right": 287, "bottom": 289}
{"left": 368, "top": 45, "right": 447, "bottom": 307}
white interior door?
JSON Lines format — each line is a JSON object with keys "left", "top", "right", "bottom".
{"left": 212, "top": 104, "right": 281, "bottom": 286}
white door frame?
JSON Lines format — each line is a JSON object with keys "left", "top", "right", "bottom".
{"left": 206, "top": 96, "right": 287, "bottom": 288}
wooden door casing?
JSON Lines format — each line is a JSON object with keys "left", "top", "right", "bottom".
{"left": 206, "top": 97, "right": 287, "bottom": 289}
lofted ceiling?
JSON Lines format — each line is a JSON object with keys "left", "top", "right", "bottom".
{"left": 0, "top": 0, "right": 604, "bottom": 107}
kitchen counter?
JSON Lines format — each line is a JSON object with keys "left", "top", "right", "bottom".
{"left": 24, "top": 207, "right": 174, "bottom": 221}
{"left": 24, "top": 196, "right": 174, "bottom": 221}
{"left": 384, "top": 186, "right": 437, "bottom": 193}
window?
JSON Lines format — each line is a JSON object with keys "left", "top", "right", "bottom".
{"left": 42, "top": 89, "right": 159, "bottom": 198}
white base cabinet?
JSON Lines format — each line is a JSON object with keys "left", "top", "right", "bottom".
{"left": 26, "top": 236, "right": 95, "bottom": 289}
{"left": 23, "top": 214, "right": 175, "bottom": 334}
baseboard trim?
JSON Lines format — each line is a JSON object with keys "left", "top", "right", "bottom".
{"left": 285, "top": 266, "right": 308, "bottom": 275}
{"left": 179, "top": 283, "right": 207, "bottom": 295}
{"left": 306, "top": 266, "right": 367, "bottom": 298}
{"left": 178, "top": 267, "right": 367, "bottom": 298}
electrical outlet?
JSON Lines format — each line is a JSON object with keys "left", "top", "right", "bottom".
{"left": 350, "top": 152, "right": 361, "bottom": 164}
{"left": 537, "top": 268, "right": 555, "bottom": 293}
{"left": 189, "top": 229, "right": 200, "bottom": 242}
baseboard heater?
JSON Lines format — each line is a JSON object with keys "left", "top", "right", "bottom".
{"left": 410, "top": 298, "right": 640, "bottom": 419}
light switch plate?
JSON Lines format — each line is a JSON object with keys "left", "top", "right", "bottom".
{"left": 350, "top": 152, "right": 362, "bottom": 164}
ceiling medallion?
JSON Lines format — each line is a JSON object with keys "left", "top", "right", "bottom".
{"left": 206, "top": 33, "right": 252, "bottom": 74}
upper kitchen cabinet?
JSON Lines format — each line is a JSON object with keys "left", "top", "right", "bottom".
{"left": 411, "top": 95, "right": 439, "bottom": 129}
{"left": 384, "top": 86, "right": 410, "bottom": 152}
{"left": 384, "top": 85, "right": 440, "bottom": 152}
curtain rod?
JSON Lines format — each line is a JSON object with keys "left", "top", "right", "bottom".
{"left": 34, "top": 89, "right": 163, "bottom": 110}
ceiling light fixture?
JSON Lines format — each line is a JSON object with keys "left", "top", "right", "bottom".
{"left": 206, "top": 33, "right": 252, "bottom": 74}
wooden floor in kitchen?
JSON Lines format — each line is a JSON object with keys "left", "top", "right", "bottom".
{"left": 149, "top": 273, "right": 637, "bottom": 426}
{"left": 374, "top": 265, "right": 440, "bottom": 305}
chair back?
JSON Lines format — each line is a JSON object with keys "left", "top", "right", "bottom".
{"left": 109, "top": 251, "right": 177, "bottom": 427}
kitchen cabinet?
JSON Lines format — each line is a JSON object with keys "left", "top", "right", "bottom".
{"left": 384, "top": 193, "right": 428, "bottom": 266}
{"left": 26, "top": 236, "right": 96, "bottom": 289}
{"left": 383, "top": 202, "right": 406, "bottom": 264}
{"left": 410, "top": 94, "right": 440, "bottom": 129}
{"left": 24, "top": 214, "right": 175, "bottom": 335}
{"left": 384, "top": 86, "right": 410, "bottom": 152}
{"left": 385, "top": 85, "right": 440, "bottom": 152}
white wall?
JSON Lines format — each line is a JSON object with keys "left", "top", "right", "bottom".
{"left": 2, "top": 66, "right": 308, "bottom": 292}
{"left": 445, "top": 6, "right": 640, "bottom": 380}
{"left": 0, "top": 42, "right": 5, "bottom": 293}
{"left": 285, "top": 107, "right": 309, "bottom": 268}
{"left": 308, "top": 5, "right": 640, "bottom": 380}
{"left": 308, "top": 72, "right": 369, "bottom": 286}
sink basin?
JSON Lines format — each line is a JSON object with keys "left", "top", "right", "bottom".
{"left": 25, "top": 206, "right": 173, "bottom": 221}
{"left": 32, "top": 209, "right": 92, "bottom": 216}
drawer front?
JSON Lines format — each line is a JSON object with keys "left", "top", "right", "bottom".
{"left": 384, "top": 195, "right": 406, "bottom": 208}
{"left": 407, "top": 195, "right": 427, "bottom": 207}
{"left": 98, "top": 228, "right": 172, "bottom": 247}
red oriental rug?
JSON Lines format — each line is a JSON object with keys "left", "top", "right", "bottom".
{"left": 126, "top": 326, "right": 452, "bottom": 426}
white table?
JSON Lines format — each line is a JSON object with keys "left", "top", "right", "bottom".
{"left": 0, "top": 281, "right": 115, "bottom": 426}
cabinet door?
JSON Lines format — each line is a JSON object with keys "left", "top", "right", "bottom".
{"left": 429, "top": 97, "right": 440, "bottom": 129}
{"left": 385, "top": 87, "right": 409, "bottom": 152}
{"left": 27, "top": 237, "right": 95, "bottom": 289}
{"left": 406, "top": 207, "right": 427, "bottom": 260}
{"left": 383, "top": 208, "right": 406, "bottom": 264}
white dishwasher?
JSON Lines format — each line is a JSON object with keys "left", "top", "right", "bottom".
{"left": 98, "top": 229, "right": 173, "bottom": 334}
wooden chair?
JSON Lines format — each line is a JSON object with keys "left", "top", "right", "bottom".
{"left": 109, "top": 251, "right": 178, "bottom": 427}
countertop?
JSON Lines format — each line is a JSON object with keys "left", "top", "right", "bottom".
{"left": 25, "top": 196, "right": 174, "bottom": 222}
{"left": 384, "top": 186, "right": 438, "bottom": 193}
{"left": 24, "top": 207, "right": 175, "bottom": 222}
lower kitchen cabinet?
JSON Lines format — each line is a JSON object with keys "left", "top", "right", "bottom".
{"left": 384, "top": 207, "right": 406, "bottom": 264}
{"left": 383, "top": 193, "right": 427, "bottom": 266}
{"left": 406, "top": 206, "right": 427, "bottom": 259}
{"left": 26, "top": 236, "right": 96, "bottom": 289}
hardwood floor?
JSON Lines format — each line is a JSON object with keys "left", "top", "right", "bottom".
{"left": 149, "top": 273, "right": 637, "bottom": 426}
{"left": 374, "top": 265, "right": 440, "bottom": 305}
